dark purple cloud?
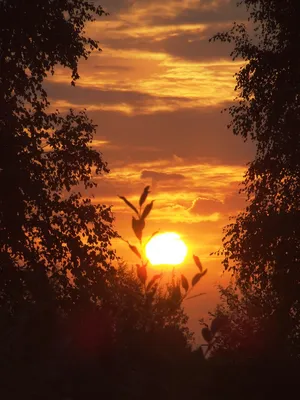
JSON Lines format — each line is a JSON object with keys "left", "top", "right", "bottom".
{"left": 141, "top": 170, "right": 186, "bottom": 181}
{"left": 189, "top": 197, "right": 223, "bottom": 215}
{"left": 147, "top": 0, "right": 247, "bottom": 25}
{"left": 99, "top": 27, "right": 234, "bottom": 62}
{"left": 189, "top": 190, "right": 246, "bottom": 216}
{"left": 87, "top": 107, "right": 254, "bottom": 165}
{"left": 45, "top": 81, "right": 190, "bottom": 106}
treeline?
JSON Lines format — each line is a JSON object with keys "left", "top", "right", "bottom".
{"left": 1, "top": 1, "right": 300, "bottom": 398}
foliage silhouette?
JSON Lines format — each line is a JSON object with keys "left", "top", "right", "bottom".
{"left": 0, "top": 0, "right": 117, "bottom": 318}
{"left": 0, "top": 2, "right": 122, "bottom": 397}
{"left": 211, "top": 0, "right": 300, "bottom": 358}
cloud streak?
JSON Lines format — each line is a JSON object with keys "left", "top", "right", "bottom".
{"left": 47, "top": 0, "right": 247, "bottom": 114}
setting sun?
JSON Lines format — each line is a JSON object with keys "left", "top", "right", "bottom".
{"left": 145, "top": 232, "right": 188, "bottom": 266}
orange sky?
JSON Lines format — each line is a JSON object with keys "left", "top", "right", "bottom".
{"left": 47, "top": 0, "right": 253, "bottom": 343}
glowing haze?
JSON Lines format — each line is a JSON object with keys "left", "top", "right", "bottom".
{"left": 46, "top": 0, "right": 253, "bottom": 340}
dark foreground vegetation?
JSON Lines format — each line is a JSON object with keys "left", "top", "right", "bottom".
{"left": 1, "top": 0, "right": 300, "bottom": 398}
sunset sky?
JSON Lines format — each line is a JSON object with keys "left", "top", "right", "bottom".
{"left": 47, "top": 0, "right": 253, "bottom": 342}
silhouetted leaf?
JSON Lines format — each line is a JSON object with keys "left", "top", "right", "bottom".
{"left": 197, "top": 346, "right": 205, "bottom": 361}
{"left": 141, "top": 200, "right": 154, "bottom": 220}
{"left": 171, "top": 285, "right": 181, "bottom": 303}
{"left": 185, "top": 292, "right": 206, "bottom": 300}
{"left": 146, "top": 288, "right": 157, "bottom": 303}
{"left": 193, "top": 255, "right": 203, "bottom": 272}
{"left": 136, "top": 264, "right": 147, "bottom": 284}
{"left": 128, "top": 243, "right": 141, "bottom": 259}
{"left": 119, "top": 196, "right": 139, "bottom": 215}
{"left": 145, "top": 230, "right": 160, "bottom": 246}
{"left": 181, "top": 274, "right": 189, "bottom": 292}
{"left": 132, "top": 217, "right": 145, "bottom": 241}
{"left": 139, "top": 185, "right": 150, "bottom": 207}
{"left": 202, "top": 327, "right": 212, "bottom": 342}
{"left": 191, "top": 269, "right": 207, "bottom": 286}
{"left": 210, "top": 315, "right": 228, "bottom": 335}
{"left": 146, "top": 274, "right": 162, "bottom": 291}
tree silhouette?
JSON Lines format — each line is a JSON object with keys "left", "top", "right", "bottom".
{"left": 0, "top": 0, "right": 117, "bottom": 314}
{"left": 0, "top": 2, "right": 120, "bottom": 397}
{"left": 211, "top": 0, "right": 300, "bottom": 357}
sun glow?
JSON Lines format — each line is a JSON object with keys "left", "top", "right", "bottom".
{"left": 145, "top": 232, "right": 188, "bottom": 266}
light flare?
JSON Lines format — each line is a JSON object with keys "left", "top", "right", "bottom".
{"left": 145, "top": 232, "right": 188, "bottom": 266}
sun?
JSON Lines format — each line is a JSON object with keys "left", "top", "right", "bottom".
{"left": 145, "top": 232, "right": 188, "bottom": 266}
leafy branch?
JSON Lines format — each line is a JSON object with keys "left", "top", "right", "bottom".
{"left": 119, "top": 186, "right": 208, "bottom": 304}
{"left": 200, "top": 315, "right": 229, "bottom": 358}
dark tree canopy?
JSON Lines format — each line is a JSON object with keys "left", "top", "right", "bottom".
{"left": 0, "top": 0, "right": 116, "bottom": 317}
{"left": 0, "top": 0, "right": 106, "bottom": 87}
{"left": 212, "top": 0, "right": 300, "bottom": 355}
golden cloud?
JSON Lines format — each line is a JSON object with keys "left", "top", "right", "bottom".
{"left": 92, "top": 157, "right": 246, "bottom": 224}
{"left": 45, "top": 0, "right": 245, "bottom": 115}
